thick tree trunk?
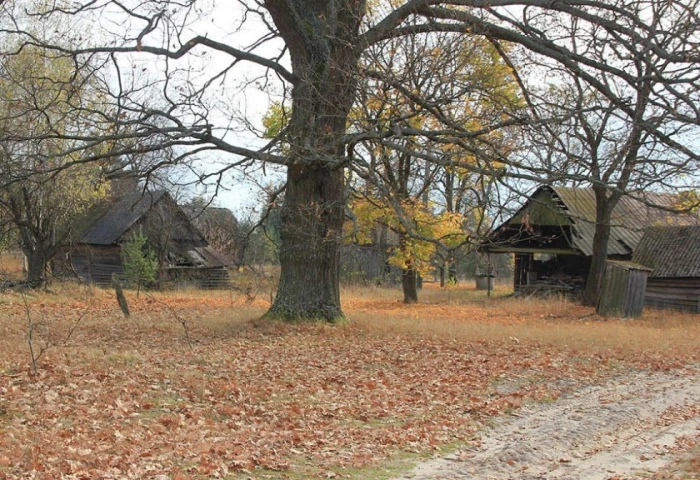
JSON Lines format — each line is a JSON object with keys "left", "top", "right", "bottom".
{"left": 235, "top": 236, "right": 249, "bottom": 267}
{"left": 582, "top": 188, "right": 620, "bottom": 307}
{"left": 448, "top": 251, "right": 458, "bottom": 284}
{"left": 267, "top": 164, "right": 345, "bottom": 321}
{"left": 24, "top": 247, "right": 47, "bottom": 288}
{"left": 582, "top": 222, "right": 612, "bottom": 306}
{"left": 402, "top": 266, "right": 419, "bottom": 304}
{"left": 262, "top": 0, "right": 363, "bottom": 320}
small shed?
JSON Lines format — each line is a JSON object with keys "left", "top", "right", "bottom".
{"left": 632, "top": 226, "right": 700, "bottom": 312}
{"left": 597, "top": 260, "right": 652, "bottom": 318}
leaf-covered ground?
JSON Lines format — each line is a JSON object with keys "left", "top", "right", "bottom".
{"left": 1, "top": 284, "right": 699, "bottom": 479}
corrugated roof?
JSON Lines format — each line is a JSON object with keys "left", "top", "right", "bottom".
{"left": 606, "top": 260, "right": 653, "bottom": 272}
{"left": 552, "top": 187, "right": 694, "bottom": 256}
{"left": 486, "top": 186, "right": 699, "bottom": 256}
{"left": 78, "top": 190, "right": 167, "bottom": 245}
{"left": 632, "top": 226, "right": 700, "bottom": 278}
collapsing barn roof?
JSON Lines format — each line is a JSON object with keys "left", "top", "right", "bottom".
{"left": 633, "top": 226, "right": 700, "bottom": 278}
{"left": 485, "top": 186, "right": 698, "bottom": 256}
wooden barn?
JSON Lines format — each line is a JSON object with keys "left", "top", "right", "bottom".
{"left": 340, "top": 223, "right": 402, "bottom": 285}
{"left": 483, "top": 186, "right": 697, "bottom": 293}
{"left": 58, "top": 190, "right": 233, "bottom": 288}
{"left": 632, "top": 226, "right": 700, "bottom": 312}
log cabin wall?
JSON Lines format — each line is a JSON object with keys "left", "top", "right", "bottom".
{"left": 645, "top": 278, "right": 700, "bottom": 313}
{"left": 632, "top": 226, "right": 700, "bottom": 313}
{"left": 54, "top": 245, "right": 124, "bottom": 285}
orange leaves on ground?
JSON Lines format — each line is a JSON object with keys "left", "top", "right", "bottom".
{"left": 0, "top": 286, "right": 698, "bottom": 478}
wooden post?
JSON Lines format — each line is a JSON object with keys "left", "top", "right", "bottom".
{"left": 487, "top": 253, "right": 492, "bottom": 298}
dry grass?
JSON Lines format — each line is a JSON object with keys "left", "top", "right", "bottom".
{"left": 0, "top": 281, "right": 698, "bottom": 479}
{"left": 0, "top": 251, "right": 23, "bottom": 280}
{"left": 345, "top": 283, "right": 700, "bottom": 365}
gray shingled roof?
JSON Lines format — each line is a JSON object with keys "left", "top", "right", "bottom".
{"left": 78, "top": 190, "right": 167, "bottom": 245}
{"left": 632, "top": 226, "right": 700, "bottom": 278}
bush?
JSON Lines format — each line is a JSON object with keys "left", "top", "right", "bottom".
{"left": 121, "top": 230, "right": 158, "bottom": 296}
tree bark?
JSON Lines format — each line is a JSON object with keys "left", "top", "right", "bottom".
{"left": 582, "top": 188, "right": 620, "bottom": 307}
{"left": 267, "top": 164, "right": 345, "bottom": 320}
{"left": 23, "top": 246, "right": 47, "bottom": 288}
{"left": 582, "top": 221, "right": 611, "bottom": 307}
{"left": 448, "top": 251, "right": 458, "bottom": 284}
{"left": 262, "top": 0, "right": 364, "bottom": 321}
{"left": 402, "top": 266, "right": 418, "bottom": 304}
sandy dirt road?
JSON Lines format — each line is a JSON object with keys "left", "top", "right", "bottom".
{"left": 397, "top": 368, "right": 700, "bottom": 480}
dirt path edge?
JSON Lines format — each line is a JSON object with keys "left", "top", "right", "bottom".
{"left": 396, "top": 367, "right": 700, "bottom": 480}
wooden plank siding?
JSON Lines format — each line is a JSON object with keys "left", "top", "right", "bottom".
{"left": 597, "top": 261, "right": 651, "bottom": 318}
{"left": 645, "top": 278, "right": 700, "bottom": 313}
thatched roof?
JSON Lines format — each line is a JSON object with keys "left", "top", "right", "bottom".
{"left": 486, "top": 186, "right": 698, "bottom": 256}
{"left": 632, "top": 226, "right": 700, "bottom": 278}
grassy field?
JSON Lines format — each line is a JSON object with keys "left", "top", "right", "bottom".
{"left": 0, "top": 279, "right": 699, "bottom": 479}
{"left": 0, "top": 252, "right": 23, "bottom": 281}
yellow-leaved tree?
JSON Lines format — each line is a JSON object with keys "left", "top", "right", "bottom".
{"left": 262, "top": 32, "right": 523, "bottom": 304}
{"left": 350, "top": 197, "right": 467, "bottom": 302}
{"left": 346, "top": 34, "right": 523, "bottom": 302}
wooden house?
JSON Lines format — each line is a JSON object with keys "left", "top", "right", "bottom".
{"left": 58, "top": 190, "right": 233, "bottom": 288}
{"left": 340, "top": 223, "right": 402, "bottom": 285}
{"left": 632, "top": 226, "right": 700, "bottom": 312}
{"left": 483, "top": 186, "right": 697, "bottom": 292}
{"left": 184, "top": 204, "right": 246, "bottom": 267}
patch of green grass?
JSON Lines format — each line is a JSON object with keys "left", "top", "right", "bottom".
{"left": 0, "top": 365, "right": 21, "bottom": 376}
{"left": 335, "top": 448, "right": 450, "bottom": 480}
{"left": 135, "top": 392, "right": 187, "bottom": 419}
{"left": 223, "top": 449, "right": 425, "bottom": 480}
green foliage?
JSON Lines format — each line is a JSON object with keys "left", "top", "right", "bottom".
{"left": 121, "top": 231, "right": 159, "bottom": 294}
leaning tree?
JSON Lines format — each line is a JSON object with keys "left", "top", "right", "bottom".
{"left": 2, "top": 0, "right": 699, "bottom": 317}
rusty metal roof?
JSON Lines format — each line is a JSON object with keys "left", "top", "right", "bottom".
{"left": 632, "top": 226, "right": 700, "bottom": 278}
